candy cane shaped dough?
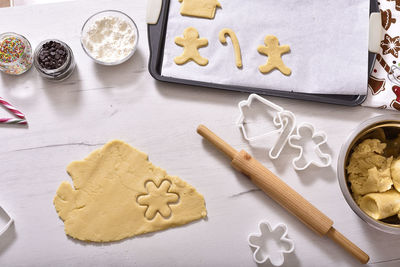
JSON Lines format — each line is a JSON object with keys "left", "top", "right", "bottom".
{"left": 359, "top": 189, "right": 400, "bottom": 220}
{"left": 219, "top": 28, "right": 242, "bottom": 68}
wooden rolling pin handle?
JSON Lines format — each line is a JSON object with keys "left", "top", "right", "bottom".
{"left": 197, "top": 124, "right": 238, "bottom": 159}
{"left": 327, "top": 227, "right": 369, "bottom": 264}
{"left": 197, "top": 124, "right": 370, "bottom": 264}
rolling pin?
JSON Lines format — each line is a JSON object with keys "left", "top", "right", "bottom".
{"left": 197, "top": 125, "right": 369, "bottom": 264}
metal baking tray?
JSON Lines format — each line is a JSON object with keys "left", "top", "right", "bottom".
{"left": 147, "top": 0, "right": 378, "bottom": 106}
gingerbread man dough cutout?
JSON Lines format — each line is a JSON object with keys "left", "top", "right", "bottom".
{"left": 257, "top": 35, "right": 291, "bottom": 76}
{"left": 174, "top": 27, "right": 209, "bottom": 66}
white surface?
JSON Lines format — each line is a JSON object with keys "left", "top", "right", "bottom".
{"left": 0, "top": 1, "right": 400, "bottom": 266}
{"left": 162, "top": 0, "right": 369, "bottom": 95}
{"left": 12, "top": 0, "right": 73, "bottom": 6}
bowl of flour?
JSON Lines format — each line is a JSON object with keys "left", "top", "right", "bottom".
{"left": 81, "top": 10, "right": 139, "bottom": 65}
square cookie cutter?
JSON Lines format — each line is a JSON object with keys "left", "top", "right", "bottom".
{"left": 248, "top": 221, "right": 295, "bottom": 266}
{"left": 0, "top": 205, "right": 14, "bottom": 237}
{"left": 237, "top": 94, "right": 296, "bottom": 160}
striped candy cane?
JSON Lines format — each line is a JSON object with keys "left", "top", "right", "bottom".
{"left": 0, "top": 97, "right": 26, "bottom": 119}
{"left": 0, "top": 118, "right": 27, "bottom": 125}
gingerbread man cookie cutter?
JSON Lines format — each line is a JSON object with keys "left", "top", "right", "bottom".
{"left": 174, "top": 27, "right": 208, "bottom": 66}
{"left": 0, "top": 205, "right": 13, "bottom": 237}
{"left": 237, "top": 94, "right": 296, "bottom": 160}
{"left": 288, "top": 123, "right": 332, "bottom": 171}
{"left": 248, "top": 221, "right": 295, "bottom": 266}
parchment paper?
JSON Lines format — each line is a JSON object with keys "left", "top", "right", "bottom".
{"left": 161, "top": 0, "right": 369, "bottom": 95}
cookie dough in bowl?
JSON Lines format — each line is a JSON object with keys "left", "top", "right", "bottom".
{"left": 338, "top": 114, "right": 400, "bottom": 234}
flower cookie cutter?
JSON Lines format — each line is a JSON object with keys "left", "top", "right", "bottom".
{"left": 237, "top": 94, "right": 296, "bottom": 160}
{"left": 0, "top": 205, "right": 13, "bottom": 237}
{"left": 248, "top": 221, "right": 294, "bottom": 266}
{"left": 288, "top": 122, "right": 332, "bottom": 171}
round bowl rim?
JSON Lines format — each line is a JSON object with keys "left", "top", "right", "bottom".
{"left": 338, "top": 114, "right": 400, "bottom": 234}
{"left": 80, "top": 9, "right": 139, "bottom": 66}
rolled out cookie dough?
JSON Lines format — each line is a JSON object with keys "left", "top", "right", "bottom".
{"left": 178, "top": 0, "right": 221, "bottom": 19}
{"left": 54, "top": 140, "right": 207, "bottom": 242}
{"left": 174, "top": 27, "right": 208, "bottom": 66}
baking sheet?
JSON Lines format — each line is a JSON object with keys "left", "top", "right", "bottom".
{"left": 161, "top": 0, "right": 369, "bottom": 95}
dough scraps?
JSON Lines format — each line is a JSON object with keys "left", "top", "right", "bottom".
{"left": 347, "top": 139, "right": 393, "bottom": 197}
{"left": 391, "top": 157, "right": 400, "bottom": 192}
{"left": 219, "top": 28, "right": 242, "bottom": 68}
{"left": 178, "top": 0, "right": 221, "bottom": 19}
{"left": 257, "top": 35, "right": 291, "bottom": 76}
{"left": 53, "top": 140, "right": 207, "bottom": 242}
{"left": 359, "top": 189, "right": 400, "bottom": 220}
{"left": 174, "top": 27, "right": 209, "bottom": 66}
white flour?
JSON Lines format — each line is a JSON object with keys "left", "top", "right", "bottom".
{"left": 82, "top": 16, "right": 136, "bottom": 63}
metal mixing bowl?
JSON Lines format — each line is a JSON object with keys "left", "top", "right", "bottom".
{"left": 338, "top": 114, "right": 400, "bottom": 234}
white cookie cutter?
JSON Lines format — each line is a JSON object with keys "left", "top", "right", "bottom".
{"left": 237, "top": 94, "right": 296, "bottom": 159}
{"left": 248, "top": 221, "right": 294, "bottom": 266}
{"left": 288, "top": 122, "right": 332, "bottom": 171}
{"left": 0, "top": 205, "right": 13, "bottom": 236}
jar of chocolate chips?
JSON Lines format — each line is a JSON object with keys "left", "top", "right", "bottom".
{"left": 34, "top": 39, "right": 75, "bottom": 80}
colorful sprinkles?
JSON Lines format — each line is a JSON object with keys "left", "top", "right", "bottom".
{"left": 0, "top": 33, "right": 33, "bottom": 75}
{"left": 0, "top": 37, "right": 26, "bottom": 63}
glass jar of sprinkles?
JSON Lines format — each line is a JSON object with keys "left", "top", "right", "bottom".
{"left": 33, "top": 39, "right": 76, "bottom": 81}
{"left": 0, "top": 32, "right": 33, "bottom": 75}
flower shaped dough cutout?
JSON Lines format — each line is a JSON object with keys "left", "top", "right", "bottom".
{"left": 248, "top": 221, "right": 294, "bottom": 266}
{"left": 137, "top": 180, "right": 179, "bottom": 220}
{"left": 288, "top": 123, "right": 332, "bottom": 171}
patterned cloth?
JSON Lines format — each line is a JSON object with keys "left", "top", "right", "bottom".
{"left": 363, "top": 0, "right": 400, "bottom": 110}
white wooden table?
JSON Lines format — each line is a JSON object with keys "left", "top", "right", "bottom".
{"left": 0, "top": 1, "right": 399, "bottom": 266}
